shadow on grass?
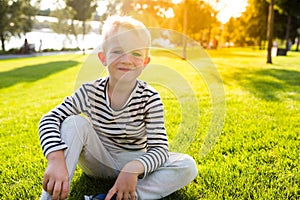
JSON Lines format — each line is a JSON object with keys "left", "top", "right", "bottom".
{"left": 69, "top": 174, "right": 198, "bottom": 200}
{"left": 0, "top": 60, "right": 79, "bottom": 89}
{"left": 222, "top": 67, "right": 300, "bottom": 101}
{"left": 69, "top": 175, "right": 114, "bottom": 199}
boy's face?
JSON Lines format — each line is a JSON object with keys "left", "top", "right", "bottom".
{"left": 98, "top": 28, "right": 150, "bottom": 83}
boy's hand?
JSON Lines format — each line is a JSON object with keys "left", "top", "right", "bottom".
{"left": 106, "top": 171, "right": 138, "bottom": 200}
{"left": 42, "top": 150, "right": 69, "bottom": 200}
{"left": 105, "top": 161, "right": 144, "bottom": 200}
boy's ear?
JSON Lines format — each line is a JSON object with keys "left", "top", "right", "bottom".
{"left": 98, "top": 52, "right": 107, "bottom": 66}
{"left": 144, "top": 56, "right": 151, "bottom": 65}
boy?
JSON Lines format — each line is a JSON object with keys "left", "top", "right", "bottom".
{"left": 39, "top": 15, "right": 198, "bottom": 200}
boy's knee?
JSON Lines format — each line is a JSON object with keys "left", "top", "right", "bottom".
{"left": 61, "top": 115, "right": 92, "bottom": 139}
{"left": 61, "top": 115, "right": 90, "bottom": 130}
{"left": 60, "top": 115, "right": 93, "bottom": 147}
{"left": 169, "top": 153, "right": 198, "bottom": 182}
{"left": 181, "top": 154, "right": 198, "bottom": 180}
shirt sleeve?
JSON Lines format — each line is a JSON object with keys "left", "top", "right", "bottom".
{"left": 38, "top": 84, "right": 91, "bottom": 157}
{"left": 135, "top": 91, "right": 169, "bottom": 178}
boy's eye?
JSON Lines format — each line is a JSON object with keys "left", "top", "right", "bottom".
{"left": 131, "top": 52, "right": 142, "bottom": 57}
{"left": 112, "top": 50, "right": 123, "bottom": 54}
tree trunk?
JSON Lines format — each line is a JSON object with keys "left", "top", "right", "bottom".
{"left": 182, "top": 0, "right": 187, "bottom": 60}
{"left": 266, "top": 0, "right": 275, "bottom": 64}
{"left": 1, "top": 33, "right": 6, "bottom": 52}
{"left": 296, "top": 36, "right": 300, "bottom": 51}
{"left": 71, "top": 20, "right": 79, "bottom": 49}
{"left": 82, "top": 21, "right": 86, "bottom": 41}
{"left": 285, "top": 15, "right": 292, "bottom": 51}
{"left": 82, "top": 20, "right": 86, "bottom": 55}
{"left": 258, "top": 38, "right": 262, "bottom": 50}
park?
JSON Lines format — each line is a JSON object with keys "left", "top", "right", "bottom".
{"left": 0, "top": 0, "right": 300, "bottom": 199}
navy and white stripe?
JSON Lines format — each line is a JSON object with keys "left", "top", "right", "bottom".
{"left": 38, "top": 77, "right": 169, "bottom": 176}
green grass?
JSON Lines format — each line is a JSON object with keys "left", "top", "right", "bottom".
{"left": 0, "top": 48, "right": 299, "bottom": 199}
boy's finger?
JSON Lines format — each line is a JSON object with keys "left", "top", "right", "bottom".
{"left": 105, "top": 187, "right": 117, "bottom": 200}
{"left": 42, "top": 178, "right": 49, "bottom": 191}
{"left": 123, "top": 192, "right": 129, "bottom": 200}
{"left": 46, "top": 179, "right": 54, "bottom": 195}
{"left": 116, "top": 191, "right": 123, "bottom": 200}
{"left": 60, "top": 181, "right": 69, "bottom": 199}
{"left": 130, "top": 191, "right": 136, "bottom": 200}
{"left": 52, "top": 181, "right": 62, "bottom": 200}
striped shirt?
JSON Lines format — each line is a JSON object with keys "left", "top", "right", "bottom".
{"left": 38, "top": 77, "right": 169, "bottom": 176}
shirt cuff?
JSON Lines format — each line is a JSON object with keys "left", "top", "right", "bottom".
{"left": 44, "top": 144, "right": 68, "bottom": 158}
{"left": 135, "top": 157, "right": 149, "bottom": 179}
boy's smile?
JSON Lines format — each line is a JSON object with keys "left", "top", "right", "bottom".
{"left": 118, "top": 67, "right": 133, "bottom": 72}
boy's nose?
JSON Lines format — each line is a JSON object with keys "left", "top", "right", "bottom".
{"left": 119, "top": 53, "right": 133, "bottom": 64}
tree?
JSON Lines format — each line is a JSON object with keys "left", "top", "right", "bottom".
{"left": 119, "top": 0, "right": 174, "bottom": 27}
{"left": 222, "top": 17, "right": 236, "bottom": 46}
{"left": 266, "top": 0, "right": 300, "bottom": 62}
{"left": 50, "top": 7, "right": 93, "bottom": 49}
{"left": 99, "top": 0, "right": 121, "bottom": 22}
{"left": 275, "top": 0, "right": 300, "bottom": 50}
{"left": 236, "top": 0, "right": 268, "bottom": 49}
{"left": 236, "top": 0, "right": 300, "bottom": 52}
{"left": 266, "top": 0, "right": 275, "bottom": 64}
{"left": 0, "top": 0, "right": 38, "bottom": 52}
{"left": 66, "top": 0, "right": 97, "bottom": 46}
{"left": 50, "top": 8, "right": 73, "bottom": 48}
{"left": 174, "top": 1, "right": 213, "bottom": 37}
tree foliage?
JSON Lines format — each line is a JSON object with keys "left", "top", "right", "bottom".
{"left": 222, "top": 0, "right": 300, "bottom": 51}
{"left": 0, "top": 0, "right": 38, "bottom": 51}
{"left": 50, "top": 9, "right": 72, "bottom": 35}
{"left": 174, "top": 1, "right": 216, "bottom": 38}
{"left": 116, "top": 0, "right": 218, "bottom": 46}
{"left": 66, "top": 0, "right": 97, "bottom": 22}
{"left": 66, "top": 0, "right": 97, "bottom": 43}
{"left": 274, "top": 0, "right": 300, "bottom": 49}
{"left": 49, "top": 6, "right": 94, "bottom": 49}
{"left": 241, "top": 0, "right": 268, "bottom": 48}
{"left": 118, "top": 0, "right": 174, "bottom": 27}
{"left": 98, "top": 0, "right": 121, "bottom": 22}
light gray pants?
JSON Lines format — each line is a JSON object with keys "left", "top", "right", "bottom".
{"left": 40, "top": 115, "right": 198, "bottom": 200}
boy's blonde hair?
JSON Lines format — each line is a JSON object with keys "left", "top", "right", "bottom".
{"left": 101, "top": 15, "right": 151, "bottom": 56}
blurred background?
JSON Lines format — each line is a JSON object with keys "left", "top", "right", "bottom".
{"left": 1, "top": 0, "right": 299, "bottom": 54}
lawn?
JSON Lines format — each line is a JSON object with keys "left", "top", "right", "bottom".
{"left": 0, "top": 48, "right": 299, "bottom": 199}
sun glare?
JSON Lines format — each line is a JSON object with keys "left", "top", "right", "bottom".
{"left": 172, "top": 0, "right": 182, "bottom": 4}
{"left": 172, "top": 0, "right": 248, "bottom": 24}
{"left": 216, "top": 0, "right": 248, "bottom": 24}
{"left": 36, "top": 0, "right": 247, "bottom": 24}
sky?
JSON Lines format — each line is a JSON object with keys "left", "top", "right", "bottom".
{"left": 35, "top": 0, "right": 248, "bottom": 24}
